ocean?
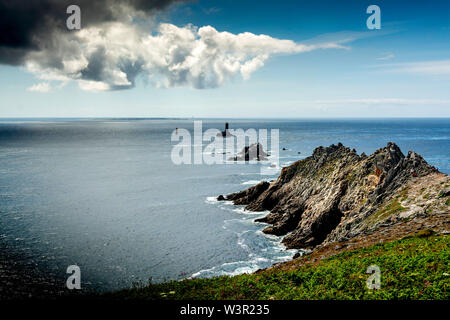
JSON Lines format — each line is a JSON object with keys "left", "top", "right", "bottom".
{"left": 0, "top": 118, "right": 449, "bottom": 291}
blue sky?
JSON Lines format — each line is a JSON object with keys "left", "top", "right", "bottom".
{"left": 0, "top": 0, "right": 449, "bottom": 118}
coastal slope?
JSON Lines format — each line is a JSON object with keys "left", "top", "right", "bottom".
{"left": 108, "top": 142, "right": 449, "bottom": 300}
{"left": 109, "top": 234, "right": 449, "bottom": 300}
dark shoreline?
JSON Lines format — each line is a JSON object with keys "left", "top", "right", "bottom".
{"left": 0, "top": 243, "right": 74, "bottom": 300}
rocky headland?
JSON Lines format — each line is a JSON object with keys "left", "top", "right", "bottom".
{"left": 219, "top": 142, "right": 450, "bottom": 256}
{"left": 111, "top": 143, "right": 448, "bottom": 300}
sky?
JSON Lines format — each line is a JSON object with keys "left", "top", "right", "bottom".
{"left": 0, "top": 0, "right": 449, "bottom": 118}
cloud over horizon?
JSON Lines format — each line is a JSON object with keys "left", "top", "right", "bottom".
{"left": 27, "top": 82, "right": 51, "bottom": 93}
{"left": 374, "top": 60, "right": 450, "bottom": 75}
{"left": 29, "top": 22, "right": 350, "bottom": 92}
{"left": 1, "top": 1, "right": 349, "bottom": 92}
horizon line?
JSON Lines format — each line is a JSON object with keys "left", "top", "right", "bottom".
{"left": 0, "top": 116, "right": 449, "bottom": 121}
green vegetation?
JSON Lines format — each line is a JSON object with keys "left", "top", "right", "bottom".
{"left": 359, "top": 196, "right": 368, "bottom": 207}
{"left": 311, "top": 159, "right": 335, "bottom": 177}
{"left": 396, "top": 187, "right": 409, "bottom": 202}
{"left": 344, "top": 170, "right": 357, "bottom": 184}
{"left": 446, "top": 198, "right": 450, "bottom": 206}
{"left": 109, "top": 235, "right": 449, "bottom": 300}
{"left": 366, "top": 198, "right": 408, "bottom": 225}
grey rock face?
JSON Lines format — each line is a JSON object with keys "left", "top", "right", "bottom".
{"left": 223, "top": 142, "right": 447, "bottom": 249}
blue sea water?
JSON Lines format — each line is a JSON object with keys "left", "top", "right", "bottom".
{"left": 0, "top": 118, "right": 449, "bottom": 291}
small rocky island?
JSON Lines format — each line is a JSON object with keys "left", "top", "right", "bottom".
{"left": 219, "top": 142, "right": 449, "bottom": 252}
{"left": 229, "top": 142, "right": 268, "bottom": 161}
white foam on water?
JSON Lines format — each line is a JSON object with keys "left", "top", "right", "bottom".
{"left": 190, "top": 257, "right": 271, "bottom": 278}
{"left": 237, "top": 234, "right": 250, "bottom": 252}
{"left": 255, "top": 230, "right": 279, "bottom": 240}
{"left": 241, "top": 180, "right": 263, "bottom": 185}
{"left": 274, "top": 255, "right": 295, "bottom": 261}
{"left": 232, "top": 207, "right": 266, "bottom": 216}
{"left": 205, "top": 196, "right": 218, "bottom": 203}
{"left": 205, "top": 196, "right": 234, "bottom": 206}
{"left": 197, "top": 184, "right": 297, "bottom": 281}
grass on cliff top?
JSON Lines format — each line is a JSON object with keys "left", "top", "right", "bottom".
{"left": 108, "top": 234, "right": 449, "bottom": 300}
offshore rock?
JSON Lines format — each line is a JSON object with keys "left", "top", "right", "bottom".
{"left": 229, "top": 143, "right": 268, "bottom": 162}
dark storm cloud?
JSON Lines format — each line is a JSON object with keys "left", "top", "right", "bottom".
{"left": 0, "top": 0, "right": 182, "bottom": 65}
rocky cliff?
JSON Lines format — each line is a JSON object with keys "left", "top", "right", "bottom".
{"left": 220, "top": 142, "right": 449, "bottom": 250}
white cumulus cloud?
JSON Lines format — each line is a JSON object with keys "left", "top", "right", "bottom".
{"left": 23, "top": 21, "right": 349, "bottom": 92}
{"left": 27, "top": 82, "right": 51, "bottom": 92}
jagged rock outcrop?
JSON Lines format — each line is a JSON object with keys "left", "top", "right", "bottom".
{"left": 224, "top": 181, "right": 270, "bottom": 205}
{"left": 229, "top": 143, "right": 268, "bottom": 161}
{"left": 219, "top": 142, "right": 449, "bottom": 250}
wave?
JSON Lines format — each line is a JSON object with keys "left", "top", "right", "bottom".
{"left": 199, "top": 191, "right": 297, "bottom": 280}
{"left": 205, "top": 196, "right": 218, "bottom": 203}
{"left": 232, "top": 207, "right": 267, "bottom": 216}
{"left": 191, "top": 218, "right": 297, "bottom": 279}
{"left": 190, "top": 259, "right": 265, "bottom": 278}
{"left": 241, "top": 180, "right": 263, "bottom": 185}
{"left": 205, "top": 196, "right": 234, "bottom": 206}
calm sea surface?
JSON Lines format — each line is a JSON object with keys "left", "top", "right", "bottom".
{"left": 0, "top": 118, "right": 449, "bottom": 290}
